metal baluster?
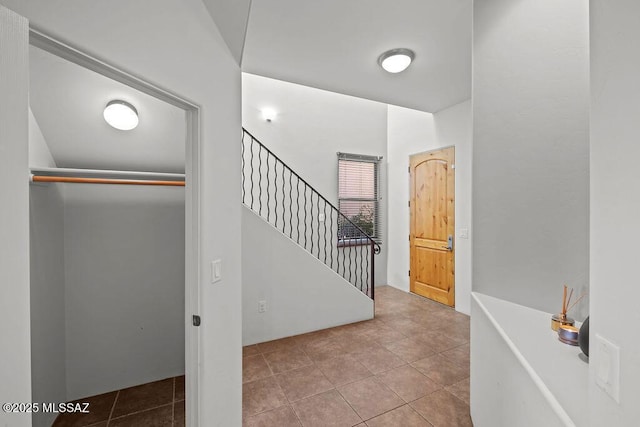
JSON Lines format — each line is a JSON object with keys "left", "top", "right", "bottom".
{"left": 310, "top": 190, "right": 315, "bottom": 257}
{"left": 365, "top": 239, "right": 369, "bottom": 296}
{"left": 266, "top": 153, "right": 271, "bottom": 222}
{"left": 241, "top": 132, "right": 246, "bottom": 204}
{"left": 296, "top": 178, "right": 301, "bottom": 245}
{"left": 258, "top": 143, "right": 263, "bottom": 216}
{"left": 250, "top": 137, "right": 255, "bottom": 210}
{"left": 288, "top": 170, "right": 293, "bottom": 239}
{"left": 371, "top": 242, "right": 375, "bottom": 299}
{"left": 323, "top": 202, "right": 328, "bottom": 265}
{"left": 329, "top": 208, "right": 334, "bottom": 270}
{"left": 281, "top": 162, "right": 286, "bottom": 234}
{"left": 349, "top": 241, "right": 353, "bottom": 284}
{"left": 303, "top": 185, "right": 308, "bottom": 250}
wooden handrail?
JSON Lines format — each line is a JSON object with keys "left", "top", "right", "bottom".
{"left": 31, "top": 175, "right": 185, "bottom": 186}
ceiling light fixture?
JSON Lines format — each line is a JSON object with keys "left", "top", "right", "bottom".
{"left": 103, "top": 100, "right": 139, "bottom": 130}
{"left": 261, "top": 108, "right": 277, "bottom": 122}
{"left": 378, "top": 48, "right": 415, "bottom": 74}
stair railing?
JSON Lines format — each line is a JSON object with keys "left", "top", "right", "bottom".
{"left": 242, "top": 128, "right": 380, "bottom": 299}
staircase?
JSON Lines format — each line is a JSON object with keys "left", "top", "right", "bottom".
{"left": 241, "top": 128, "right": 380, "bottom": 299}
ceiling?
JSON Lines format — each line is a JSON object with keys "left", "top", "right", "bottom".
{"left": 29, "top": 46, "right": 186, "bottom": 174}
{"left": 200, "top": 0, "right": 252, "bottom": 64}
{"left": 241, "top": 0, "right": 472, "bottom": 113}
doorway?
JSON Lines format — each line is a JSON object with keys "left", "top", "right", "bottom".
{"left": 27, "top": 30, "right": 201, "bottom": 427}
{"left": 409, "top": 147, "right": 455, "bottom": 307}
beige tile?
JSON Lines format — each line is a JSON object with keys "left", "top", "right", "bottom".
{"left": 244, "top": 345, "right": 260, "bottom": 357}
{"left": 317, "top": 354, "right": 372, "bottom": 387}
{"left": 52, "top": 391, "right": 117, "bottom": 427}
{"left": 414, "top": 331, "right": 463, "bottom": 354}
{"left": 292, "top": 390, "right": 361, "bottom": 427}
{"left": 334, "top": 333, "right": 380, "bottom": 355}
{"left": 109, "top": 404, "right": 173, "bottom": 427}
{"left": 445, "top": 378, "right": 470, "bottom": 405}
{"left": 365, "top": 405, "right": 433, "bottom": 427}
{"left": 353, "top": 346, "right": 405, "bottom": 374}
{"left": 410, "top": 389, "right": 472, "bottom": 427}
{"left": 293, "top": 329, "right": 335, "bottom": 347}
{"left": 244, "top": 354, "right": 273, "bottom": 383}
{"left": 383, "top": 338, "right": 436, "bottom": 363}
{"left": 366, "top": 327, "right": 407, "bottom": 345}
{"left": 376, "top": 365, "right": 441, "bottom": 403}
{"left": 276, "top": 365, "right": 333, "bottom": 402}
{"left": 244, "top": 405, "right": 302, "bottom": 427}
{"left": 337, "top": 377, "right": 404, "bottom": 421}
{"left": 441, "top": 344, "right": 470, "bottom": 367}
{"left": 111, "top": 378, "right": 173, "bottom": 418}
{"left": 264, "top": 348, "right": 313, "bottom": 374}
{"left": 412, "top": 355, "right": 469, "bottom": 386}
{"left": 301, "top": 337, "right": 346, "bottom": 362}
{"left": 258, "top": 337, "right": 300, "bottom": 354}
{"left": 243, "top": 376, "right": 288, "bottom": 418}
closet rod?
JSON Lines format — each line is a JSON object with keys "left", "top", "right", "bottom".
{"left": 29, "top": 167, "right": 186, "bottom": 186}
{"left": 31, "top": 176, "right": 185, "bottom": 186}
{"left": 30, "top": 167, "right": 185, "bottom": 180}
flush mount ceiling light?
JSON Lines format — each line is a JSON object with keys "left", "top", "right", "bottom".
{"left": 103, "top": 100, "right": 139, "bottom": 131}
{"left": 261, "top": 108, "right": 277, "bottom": 122}
{"left": 378, "top": 48, "right": 415, "bottom": 74}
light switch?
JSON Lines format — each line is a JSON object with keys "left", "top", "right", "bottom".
{"left": 458, "top": 228, "right": 469, "bottom": 239}
{"left": 211, "top": 259, "right": 222, "bottom": 284}
{"left": 595, "top": 334, "right": 620, "bottom": 403}
{"left": 319, "top": 213, "right": 325, "bottom": 222}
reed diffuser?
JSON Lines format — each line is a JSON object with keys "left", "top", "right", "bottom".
{"left": 551, "top": 285, "right": 586, "bottom": 331}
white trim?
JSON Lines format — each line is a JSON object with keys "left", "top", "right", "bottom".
{"left": 30, "top": 29, "right": 202, "bottom": 426}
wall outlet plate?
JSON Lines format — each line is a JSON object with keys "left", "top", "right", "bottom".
{"left": 595, "top": 333, "right": 620, "bottom": 403}
{"left": 258, "top": 300, "right": 267, "bottom": 313}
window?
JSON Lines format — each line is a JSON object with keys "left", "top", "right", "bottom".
{"left": 337, "top": 153, "right": 381, "bottom": 243}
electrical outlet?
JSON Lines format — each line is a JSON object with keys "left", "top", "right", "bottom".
{"left": 595, "top": 334, "right": 620, "bottom": 403}
{"left": 258, "top": 300, "right": 267, "bottom": 313}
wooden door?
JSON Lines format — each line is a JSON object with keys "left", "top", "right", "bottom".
{"left": 409, "top": 147, "right": 455, "bottom": 306}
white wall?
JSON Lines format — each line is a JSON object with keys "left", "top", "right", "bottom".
{"left": 0, "top": 6, "right": 31, "bottom": 427}
{"left": 28, "top": 108, "right": 56, "bottom": 168}
{"left": 242, "top": 73, "right": 388, "bottom": 286}
{"left": 472, "top": 0, "right": 590, "bottom": 319}
{"left": 29, "top": 183, "right": 66, "bottom": 427}
{"left": 242, "top": 207, "right": 373, "bottom": 345}
{"left": 0, "top": 1, "right": 242, "bottom": 425}
{"left": 589, "top": 1, "right": 640, "bottom": 424}
{"left": 386, "top": 100, "right": 472, "bottom": 314}
{"left": 63, "top": 185, "right": 185, "bottom": 400}
{"left": 386, "top": 105, "right": 437, "bottom": 291}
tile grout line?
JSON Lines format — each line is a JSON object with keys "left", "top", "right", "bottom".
{"left": 109, "top": 402, "right": 175, "bottom": 422}
{"left": 106, "top": 390, "right": 119, "bottom": 427}
{"left": 172, "top": 376, "right": 176, "bottom": 427}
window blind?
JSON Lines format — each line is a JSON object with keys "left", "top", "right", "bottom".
{"left": 337, "top": 153, "right": 381, "bottom": 242}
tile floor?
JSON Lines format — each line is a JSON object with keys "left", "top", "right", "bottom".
{"left": 243, "top": 285, "right": 472, "bottom": 427}
{"left": 52, "top": 375, "right": 185, "bottom": 427}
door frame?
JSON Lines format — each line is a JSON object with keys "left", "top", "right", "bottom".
{"left": 28, "top": 28, "right": 202, "bottom": 425}
{"left": 408, "top": 145, "right": 456, "bottom": 307}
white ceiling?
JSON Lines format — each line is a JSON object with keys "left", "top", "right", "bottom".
{"left": 242, "top": 0, "right": 472, "bottom": 113}
{"left": 201, "top": 0, "right": 252, "bottom": 64}
{"left": 29, "top": 46, "right": 186, "bottom": 174}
